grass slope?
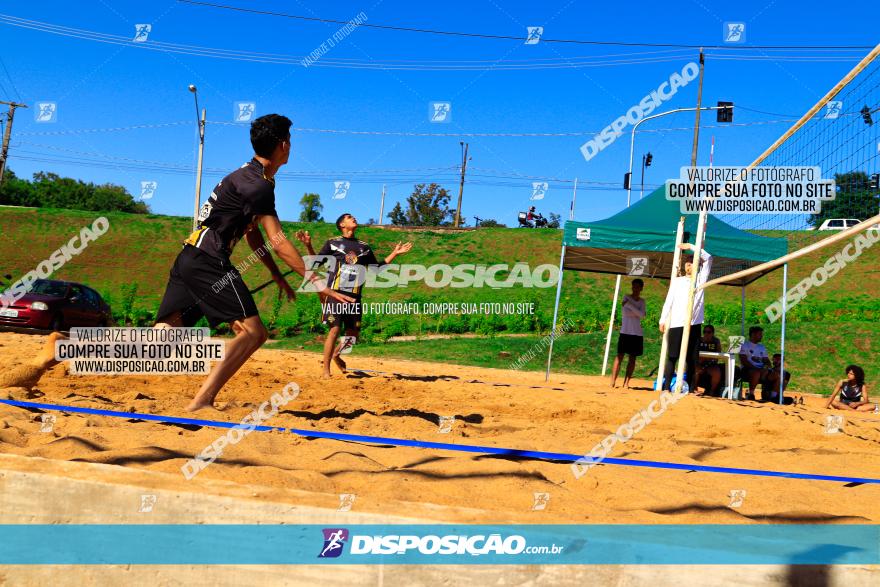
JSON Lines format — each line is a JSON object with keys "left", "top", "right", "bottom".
{"left": 1, "top": 206, "right": 878, "bottom": 391}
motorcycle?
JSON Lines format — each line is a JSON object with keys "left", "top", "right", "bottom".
{"left": 517, "top": 211, "right": 548, "bottom": 228}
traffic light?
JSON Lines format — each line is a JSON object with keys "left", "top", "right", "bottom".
{"left": 624, "top": 172, "right": 632, "bottom": 190}
{"left": 861, "top": 105, "right": 874, "bottom": 126}
{"left": 645, "top": 152, "right": 653, "bottom": 167}
{"left": 717, "top": 101, "right": 734, "bottom": 123}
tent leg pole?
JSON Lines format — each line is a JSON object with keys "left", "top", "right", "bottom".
{"left": 545, "top": 245, "right": 566, "bottom": 382}
{"left": 601, "top": 275, "right": 621, "bottom": 376}
{"left": 741, "top": 286, "right": 746, "bottom": 336}
{"left": 656, "top": 217, "right": 687, "bottom": 390}
{"left": 779, "top": 263, "right": 788, "bottom": 405}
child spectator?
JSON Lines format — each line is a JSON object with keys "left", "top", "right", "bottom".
{"left": 611, "top": 278, "right": 646, "bottom": 389}
{"left": 827, "top": 365, "right": 875, "bottom": 411}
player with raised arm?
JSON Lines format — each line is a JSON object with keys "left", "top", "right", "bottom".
{"left": 659, "top": 242, "right": 712, "bottom": 391}
{"left": 309, "top": 214, "right": 412, "bottom": 378}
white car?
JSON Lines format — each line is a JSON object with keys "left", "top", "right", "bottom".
{"left": 813, "top": 218, "right": 862, "bottom": 230}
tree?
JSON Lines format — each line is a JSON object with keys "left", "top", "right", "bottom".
{"left": 0, "top": 169, "right": 148, "bottom": 213}
{"left": 547, "top": 212, "right": 562, "bottom": 229}
{"left": 387, "top": 202, "right": 407, "bottom": 225}
{"left": 387, "top": 183, "right": 453, "bottom": 226}
{"left": 477, "top": 218, "right": 506, "bottom": 227}
{"left": 299, "top": 192, "right": 324, "bottom": 222}
{"left": 809, "top": 171, "right": 879, "bottom": 227}
{"left": 0, "top": 170, "right": 39, "bottom": 207}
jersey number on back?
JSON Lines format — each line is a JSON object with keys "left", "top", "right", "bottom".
{"left": 198, "top": 201, "right": 213, "bottom": 223}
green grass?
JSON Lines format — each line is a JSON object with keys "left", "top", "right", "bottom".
{"left": 2, "top": 207, "right": 878, "bottom": 387}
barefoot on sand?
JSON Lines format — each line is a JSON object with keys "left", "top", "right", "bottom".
{"left": 0, "top": 332, "right": 66, "bottom": 389}
{"left": 184, "top": 401, "right": 227, "bottom": 414}
{"left": 333, "top": 356, "right": 347, "bottom": 374}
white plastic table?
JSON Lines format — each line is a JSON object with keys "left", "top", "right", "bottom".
{"left": 698, "top": 351, "right": 737, "bottom": 399}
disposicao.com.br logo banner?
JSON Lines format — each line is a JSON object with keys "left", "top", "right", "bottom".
{"left": 3, "top": 525, "right": 879, "bottom": 565}
{"left": 317, "top": 527, "right": 564, "bottom": 560}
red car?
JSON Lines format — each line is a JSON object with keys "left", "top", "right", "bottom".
{"left": 0, "top": 279, "right": 112, "bottom": 331}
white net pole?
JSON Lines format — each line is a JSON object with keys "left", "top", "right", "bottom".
{"left": 655, "top": 217, "right": 686, "bottom": 389}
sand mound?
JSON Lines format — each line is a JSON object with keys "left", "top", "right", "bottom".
{"left": 0, "top": 331, "right": 878, "bottom": 524}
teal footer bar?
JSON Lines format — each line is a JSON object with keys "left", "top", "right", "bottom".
{"left": 1, "top": 525, "right": 878, "bottom": 565}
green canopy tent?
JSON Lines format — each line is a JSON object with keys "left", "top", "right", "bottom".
{"left": 545, "top": 185, "right": 790, "bottom": 384}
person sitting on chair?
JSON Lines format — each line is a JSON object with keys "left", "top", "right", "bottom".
{"left": 761, "top": 353, "right": 791, "bottom": 403}
{"left": 739, "top": 326, "right": 770, "bottom": 401}
{"left": 695, "top": 324, "right": 722, "bottom": 396}
{"left": 762, "top": 353, "right": 792, "bottom": 403}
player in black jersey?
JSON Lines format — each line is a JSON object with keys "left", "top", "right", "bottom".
{"left": 297, "top": 214, "right": 412, "bottom": 378}
{"left": 156, "top": 114, "right": 353, "bottom": 411}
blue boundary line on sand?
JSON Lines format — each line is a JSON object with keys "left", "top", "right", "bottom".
{"left": 2, "top": 398, "right": 879, "bottom": 485}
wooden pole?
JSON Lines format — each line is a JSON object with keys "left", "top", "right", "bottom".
{"left": 672, "top": 48, "right": 706, "bottom": 393}
{"left": 453, "top": 142, "right": 469, "bottom": 228}
{"left": 0, "top": 101, "right": 27, "bottom": 185}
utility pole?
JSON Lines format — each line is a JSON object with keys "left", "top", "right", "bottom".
{"left": 379, "top": 183, "right": 386, "bottom": 226}
{"left": 673, "top": 47, "right": 707, "bottom": 394}
{"left": 689, "top": 49, "right": 705, "bottom": 169}
{"left": 454, "top": 141, "right": 469, "bottom": 228}
{"left": 0, "top": 101, "right": 27, "bottom": 186}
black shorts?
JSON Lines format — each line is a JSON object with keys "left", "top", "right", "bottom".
{"left": 617, "top": 333, "right": 644, "bottom": 357}
{"left": 156, "top": 245, "right": 259, "bottom": 328}
{"left": 322, "top": 298, "right": 362, "bottom": 331}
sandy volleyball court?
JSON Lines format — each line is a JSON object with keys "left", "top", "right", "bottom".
{"left": 1, "top": 331, "right": 879, "bottom": 525}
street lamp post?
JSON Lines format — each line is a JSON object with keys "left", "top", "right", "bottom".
{"left": 189, "top": 85, "right": 206, "bottom": 232}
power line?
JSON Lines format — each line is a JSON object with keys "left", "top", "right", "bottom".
{"left": 14, "top": 115, "right": 800, "bottom": 140}
{"left": 16, "top": 121, "right": 192, "bottom": 136}
{"left": 11, "top": 153, "right": 637, "bottom": 191}
{"left": 733, "top": 105, "right": 802, "bottom": 118}
{"left": 0, "top": 56, "right": 21, "bottom": 102}
{"left": 0, "top": 13, "right": 870, "bottom": 72}
{"left": 12, "top": 148, "right": 640, "bottom": 187}
{"left": 178, "top": 1, "right": 875, "bottom": 50}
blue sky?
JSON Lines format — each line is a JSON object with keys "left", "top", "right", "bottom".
{"left": 1, "top": 0, "right": 877, "bottom": 226}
